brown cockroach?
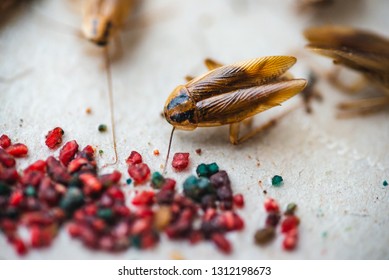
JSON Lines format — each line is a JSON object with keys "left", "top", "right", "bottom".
{"left": 163, "top": 56, "right": 307, "bottom": 169}
{"left": 81, "top": 0, "right": 135, "bottom": 47}
{"left": 304, "top": 25, "right": 389, "bottom": 117}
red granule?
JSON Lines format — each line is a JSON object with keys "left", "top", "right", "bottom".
{"left": 233, "top": 194, "right": 244, "bottom": 208}
{"left": 281, "top": 215, "right": 300, "bottom": 233}
{"left": 67, "top": 158, "right": 88, "bottom": 173}
{"left": 12, "top": 238, "right": 28, "bottom": 256}
{"left": 128, "top": 163, "right": 150, "bottom": 185}
{"left": 30, "top": 226, "right": 53, "bottom": 248}
{"left": 189, "top": 230, "right": 203, "bottom": 244}
{"left": 211, "top": 233, "right": 231, "bottom": 254}
{"left": 264, "top": 198, "right": 279, "bottom": 213}
{"left": 59, "top": 140, "right": 79, "bottom": 166}
{"left": 45, "top": 127, "right": 64, "bottom": 149}
{"left": 265, "top": 213, "right": 281, "bottom": 228}
{"left": 68, "top": 223, "right": 82, "bottom": 237}
{"left": 79, "top": 145, "right": 95, "bottom": 160}
{"left": 0, "top": 134, "right": 11, "bottom": 149}
{"left": 79, "top": 173, "right": 102, "bottom": 195}
{"left": 126, "top": 151, "right": 142, "bottom": 165}
{"left": 132, "top": 191, "right": 155, "bottom": 206}
{"left": 46, "top": 156, "right": 71, "bottom": 184}
{"left": 1, "top": 133, "right": 245, "bottom": 256}
{"left": 172, "top": 153, "right": 190, "bottom": 171}
{"left": 100, "top": 171, "right": 122, "bottom": 188}
{"left": 6, "top": 143, "right": 28, "bottom": 157}
{"left": 283, "top": 229, "right": 298, "bottom": 251}
{"left": 131, "top": 218, "right": 152, "bottom": 235}
{"left": 0, "top": 165, "right": 19, "bottom": 183}
{"left": 24, "top": 160, "right": 46, "bottom": 174}
{"left": 9, "top": 191, "right": 23, "bottom": 207}
{"left": 0, "top": 149, "right": 16, "bottom": 168}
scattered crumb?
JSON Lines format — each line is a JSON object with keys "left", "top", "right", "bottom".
{"left": 170, "top": 251, "right": 185, "bottom": 260}
{"left": 86, "top": 107, "right": 92, "bottom": 114}
{"left": 98, "top": 124, "right": 107, "bottom": 132}
{"left": 153, "top": 149, "right": 160, "bottom": 156}
{"left": 195, "top": 148, "right": 202, "bottom": 155}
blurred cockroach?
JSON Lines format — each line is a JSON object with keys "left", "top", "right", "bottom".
{"left": 81, "top": 0, "right": 135, "bottom": 46}
{"left": 163, "top": 56, "right": 307, "bottom": 169}
{"left": 304, "top": 26, "right": 389, "bottom": 117}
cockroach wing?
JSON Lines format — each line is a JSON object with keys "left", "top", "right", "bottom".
{"left": 305, "top": 26, "right": 389, "bottom": 73}
{"left": 186, "top": 56, "right": 297, "bottom": 102}
{"left": 196, "top": 79, "right": 307, "bottom": 126}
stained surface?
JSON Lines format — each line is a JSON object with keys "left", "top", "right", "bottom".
{"left": 0, "top": 0, "right": 389, "bottom": 259}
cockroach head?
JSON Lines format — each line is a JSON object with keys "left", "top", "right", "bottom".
{"left": 82, "top": 16, "right": 113, "bottom": 47}
{"left": 164, "top": 86, "right": 198, "bottom": 130}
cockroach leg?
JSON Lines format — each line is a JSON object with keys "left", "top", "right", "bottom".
{"left": 229, "top": 118, "right": 277, "bottom": 145}
{"left": 327, "top": 68, "right": 368, "bottom": 94}
{"left": 337, "top": 96, "right": 389, "bottom": 118}
{"left": 242, "top": 117, "right": 254, "bottom": 127}
{"left": 204, "top": 58, "right": 223, "bottom": 70}
{"left": 229, "top": 104, "right": 301, "bottom": 145}
{"left": 301, "top": 72, "right": 322, "bottom": 113}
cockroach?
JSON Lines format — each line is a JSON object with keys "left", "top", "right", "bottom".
{"left": 81, "top": 0, "right": 135, "bottom": 47}
{"left": 304, "top": 25, "right": 389, "bottom": 117}
{"left": 163, "top": 56, "right": 307, "bottom": 170}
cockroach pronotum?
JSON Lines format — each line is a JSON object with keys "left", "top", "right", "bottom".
{"left": 304, "top": 25, "right": 389, "bottom": 117}
{"left": 163, "top": 56, "right": 307, "bottom": 170}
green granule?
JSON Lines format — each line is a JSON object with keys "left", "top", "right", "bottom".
{"left": 98, "top": 150, "right": 104, "bottom": 155}
{"left": 271, "top": 175, "right": 283, "bottom": 187}
{"left": 151, "top": 172, "right": 165, "bottom": 189}
{"left": 126, "top": 178, "right": 132, "bottom": 185}
{"left": 284, "top": 203, "right": 297, "bottom": 215}
{"left": 98, "top": 124, "right": 107, "bottom": 132}
{"left": 196, "top": 162, "right": 219, "bottom": 177}
{"left": 24, "top": 186, "right": 36, "bottom": 197}
{"left": 383, "top": 180, "right": 388, "bottom": 187}
{"left": 97, "top": 208, "right": 113, "bottom": 221}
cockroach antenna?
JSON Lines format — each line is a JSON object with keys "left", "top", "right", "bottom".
{"left": 103, "top": 46, "right": 118, "bottom": 166}
{"left": 163, "top": 127, "right": 175, "bottom": 174}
